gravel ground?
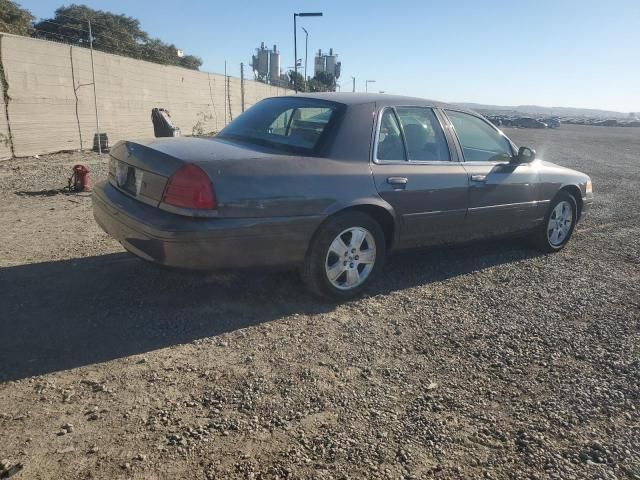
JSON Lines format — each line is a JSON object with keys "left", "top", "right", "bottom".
{"left": 0, "top": 124, "right": 638, "bottom": 479}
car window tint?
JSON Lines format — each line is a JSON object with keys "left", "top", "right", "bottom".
{"left": 446, "top": 110, "right": 512, "bottom": 162}
{"left": 376, "top": 109, "right": 406, "bottom": 161}
{"left": 395, "top": 107, "right": 450, "bottom": 161}
{"left": 218, "top": 97, "right": 340, "bottom": 154}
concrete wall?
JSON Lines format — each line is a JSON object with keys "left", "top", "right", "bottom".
{"left": 0, "top": 33, "right": 293, "bottom": 159}
{"left": 0, "top": 90, "right": 10, "bottom": 160}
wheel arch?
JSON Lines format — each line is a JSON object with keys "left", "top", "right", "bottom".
{"left": 558, "top": 184, "right": 583, "bottom": 220}
{"left": 319, "top": 200, "right": 399, "bottom": 251}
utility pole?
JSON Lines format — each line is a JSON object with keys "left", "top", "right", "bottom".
{"left": 88, "top": 18, "right": 101, "bottom": 154}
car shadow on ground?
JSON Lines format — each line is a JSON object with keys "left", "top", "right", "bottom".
{"left": 0, "top": 239, "right": 539, "bottom": 382}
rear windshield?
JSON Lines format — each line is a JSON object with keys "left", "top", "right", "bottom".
{"left": 217, "top": 97, "right": 342, "bottom": 155}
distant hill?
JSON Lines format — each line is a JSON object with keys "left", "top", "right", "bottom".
{"left": 456, "top": 103, "right": 629, "bottom": 119}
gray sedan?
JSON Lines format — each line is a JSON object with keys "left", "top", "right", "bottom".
{"left": 93, "top": 93, "right": 593, "bottom": 299}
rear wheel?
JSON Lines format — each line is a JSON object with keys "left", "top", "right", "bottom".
{"left": 530, "top": 190, "right": 577, "bottom": 252}
{"left": 302, "top": 211, "right": 386, "bottom": 300}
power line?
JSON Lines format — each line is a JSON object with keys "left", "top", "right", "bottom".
{"left": 31, "top": 27, "right": 139, "bottom": 50}
{"left": 50, "top": 11, "right": 84, "bottom": 21}
{"left": 36, "top": 18, "right": 88, "bottom": 33}
{"left": 51, "top": 12, "right": 96, "bottom": 25}
{"left": 31, "top": 28, "right": 79, "bottom": 43}
{"left": 35, "top": 13, "right": 192, "bottom": 53}
{"left": 47, "top": 12, "right": 135, "bottom": 33}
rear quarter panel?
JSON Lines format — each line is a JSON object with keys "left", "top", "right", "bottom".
{"left": 199, "top": 155, "right": 378, "bottom": 218}
{"left": 199, "top": 102, "right": 382, "bottom": 219}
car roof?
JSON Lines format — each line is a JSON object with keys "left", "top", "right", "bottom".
{"left": 283, "top": 92, "right": 476, "bottom": 113}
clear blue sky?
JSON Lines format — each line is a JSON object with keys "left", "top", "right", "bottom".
{"left": 20, "top": 0, "right": 640, "bottom": 112}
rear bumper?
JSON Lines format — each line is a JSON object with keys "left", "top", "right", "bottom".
{"left": 92, "top": 181, "right": 324, "bottom": 270}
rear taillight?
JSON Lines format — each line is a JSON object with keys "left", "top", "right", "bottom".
{"left": 162, "top": 164, "right": 216, "bottom": 210}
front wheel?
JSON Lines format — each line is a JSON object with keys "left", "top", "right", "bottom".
{"left": 302, "top": 211, "right": 386, "bottom": 300}
{"left": 530, "top": 190, "right": 578, "bottom": 252}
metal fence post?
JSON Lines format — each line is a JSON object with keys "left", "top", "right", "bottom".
{"left": 240, "top": 62, "right": 245, "bottom": 113}
{"left": 224, "top": 61, "right": 227, "bottom": 126}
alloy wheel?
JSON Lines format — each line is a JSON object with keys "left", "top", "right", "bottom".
{"left": 547, "top": 200, "right": 573, "bottom": 247}
{"left": 325, "top": 227, "right": 376, "bottom": 290}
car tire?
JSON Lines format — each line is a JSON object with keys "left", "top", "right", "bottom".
{"left": 302, "top": 211, "right": 386, "bottom": 300}
{"left": 530, "top": 190, "right": 578, "bottom": 253}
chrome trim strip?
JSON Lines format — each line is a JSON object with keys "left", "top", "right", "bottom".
{"left": 404, "top": 208, "right": 467, "bottom": 217}
{"left": 375, "top": 160, "right": 456, "bottom": 166}
{"left": 468, "top": 199, "right": 549, "bottom": 212}
{"left": 371, "top": 107, "right": 397, "bottom": 164}
{"left": 433, "top": 108, "right": 462, "bottom": 162}
{"left": 463, "top": 161, "right": 512, "bottom": 166}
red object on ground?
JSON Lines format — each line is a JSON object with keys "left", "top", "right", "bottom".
{"left": 70, "top": 164, "right": 91, "bottom": 192}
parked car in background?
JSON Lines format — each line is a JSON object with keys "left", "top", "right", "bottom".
{"left": 485, "top": 115, "right": 559, "bottom": 129}
{"left": 542, "top": 117, "right": 561, "bottom": 128}
{"left": 512, "top": 117, "right": 547, "bottom": 128}
{"left": 93, "top": 93, "right": 593, "bottom": 299}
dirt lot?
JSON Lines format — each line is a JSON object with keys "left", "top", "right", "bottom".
{"left": 0, "top": 124, "right": 638, "bottom": 479}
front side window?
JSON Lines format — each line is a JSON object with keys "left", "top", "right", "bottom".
{"left": 218, "top": 97, "right": 341, "bottom": 154}
{"left": 396, "top": 107, "right": 450, "bottom": 161}
{"left": 446, "top": 110, "right": 513, "bottom": 162}
{"left": 376, "top": 109, "right": 406, "bottom": 161}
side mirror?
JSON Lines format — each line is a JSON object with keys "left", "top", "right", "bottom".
{"left": 516, "top": 146, "right": 536, "bottom": 163}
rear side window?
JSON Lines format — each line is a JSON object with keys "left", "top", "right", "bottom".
{"left": 376, "top": 109, "right": 406, "bottom": 161}
{"left": 446, "top": 110, "right": 513, "bottom": 162}
{"left": 218, "top": 97, "right": 341, "bottom": 154}
{"left": 268, "top": 107, "right": 333, "bottom": 138}
{"left": 396, "top": 107, "right": 450, "bottom": 161}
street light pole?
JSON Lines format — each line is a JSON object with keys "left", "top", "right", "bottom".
{"left": 365, "top": 79, "right": 376, "bottom": 92}
{"left": 293, "top": 13, "right": 297, "bottom": 92}
{"left": 293, "top": 12, "right": 323, "bottom": 93}
{"left": 302, "top": 27, "right": 309, "bottom": 81}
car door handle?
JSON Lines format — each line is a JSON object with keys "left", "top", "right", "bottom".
{"left": 470, "top": 175, "right": 487, "bottom": 182}
{"left": 387, "top": 177, "right": 408, "bottom": 186}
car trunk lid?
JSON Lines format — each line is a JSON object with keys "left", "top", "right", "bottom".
{"left": 108, "top": 141, "right": 181, "bottom": 207}
{"left": 108, "top": 137, "right": 275, "bottom": 210}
